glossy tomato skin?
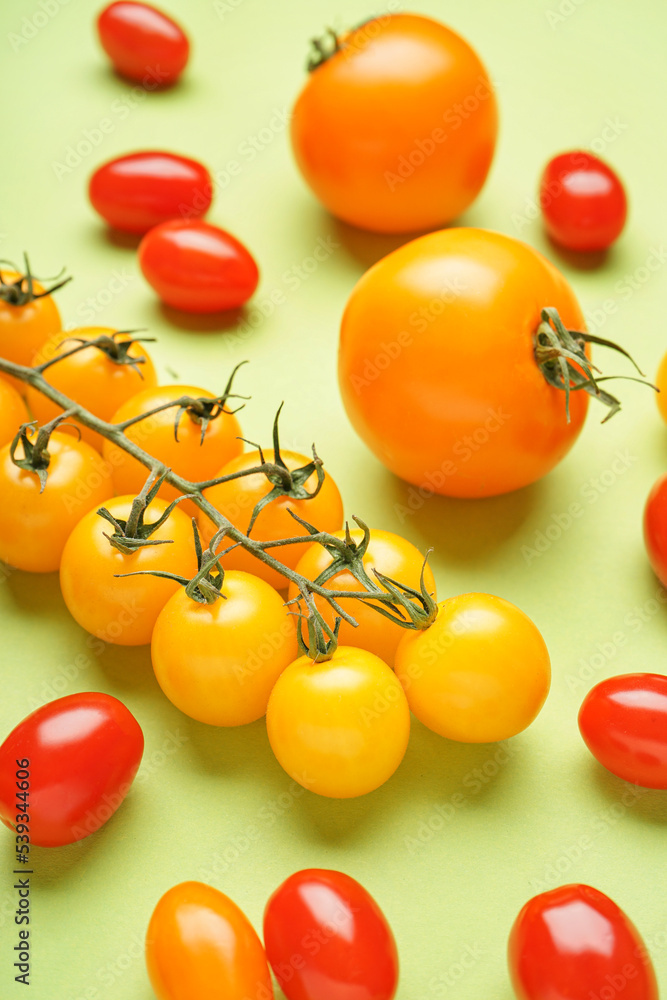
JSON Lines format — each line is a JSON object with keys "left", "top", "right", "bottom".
{"left": 395, "top": 593, "right": 551, "bottom": 743}
{"left": 288, "top": 529, "right": 436, "bottom": 665}
{"left": 200, "top": 449, "right": 344, "bottom": 590}
{"left": 60, "top": 496, "right": 198, "bottom": 646}
{"left": 146, "top": 881, "right": 273, "bottom": 1000}
{"left": 508, "top": 884, "right": 658, "bottom": 1000}
{"left": 655, "top": 352, "right": 667, "bottom": 423}
{"left": 291, "top": 13, "right": 497, "bottom": 233}
{"left": 540, "top": 151, "right": 627, "bottom": 252}
{"left": 643, "top": 473, "right": 667, "bottom": 584}
{"left": 0, "top": 376, "right": 28, "bottom": 447}
{"left": 138, "top": 220, "right": 259, "bottom": 312}
{"left": 264, "top": 869, "right": 398, "bottom": 1000}
{"left": 89, "top": 151, "right": 211, "bottom": 233}
{"left": 27, "top": 327, "right": 157, "bottom": 450}
{"left": 267, "top": 646, "right": 410, "bottom": 798}
{"left": 103, "top": 384, "right": 243, "bottom": 513}
{"left": 339, "top": 228, "right": 588, "bottom": 498}
{"left": 0, "top": 692, "right": 143, "bottom": 847}
{"left": 579, "top": 673, "right": 667, "bottom": 788}
{"left": 0, "top": 431, "right": 114, "bottom": 573}
{"left": 97, "top": 1, "right": 189, "bottom": 85}
{"left": 151, "top": 572, "right": 298, "bottom": 725}
{"left": 0, "top": 271, "right": 63, "bottom": 394}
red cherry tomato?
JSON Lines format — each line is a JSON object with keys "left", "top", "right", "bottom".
{"left": 508, "top": 884, "right": 658, "bottom": 1000}
{"left": 263, "top": 869, "right": 399, "bottom": 1000}
{"left": 644, "top": 473, "right": 667, "bottom": 584}
{"left": 89, "top": 151, "right": 211, "bottom": 233}
{"left": 97, "top": 1, "right": 189, "bottom": 85}
{"left": 540, "top": 151, "right": 628, "bottom": 252}
{"left": 138, "top": 220, "right": 259, "bottom": 312}
{"left": 578, "top": 673, "right": 667, "bottom": 789}
{"left": 0, "top": 693, "right": 143, "bottom": 847}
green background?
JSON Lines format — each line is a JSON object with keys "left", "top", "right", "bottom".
{"left": 1, "top": 0, "right": 667, "bottom": 997}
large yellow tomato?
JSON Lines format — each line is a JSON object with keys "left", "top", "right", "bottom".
{"left": 291, "top": 13, "right": 497, "bottom": 232}
{"left": 289, "top": 528, "right": 436, "bottom": 666}
{"left": 151, "top": 571, "right": 298, "bottom": 726}
{"left": 394, "top": 593, "right": 551, "bottom": 742}
{"left": 267, "top": 646, "right": 410, "bottom": 798}
{"left": 339, "top": 227, "right": 590, "bottom": 498}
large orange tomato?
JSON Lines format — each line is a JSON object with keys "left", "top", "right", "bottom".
{"left": 339, "top": 227, "right": 591, "bottom": 498}
{"left": 291, "top": 13, "right": 498, "bottom": 233}
{"left": 27, "top": 328, "right": 157, "bottom": 451}
{"left": 289, "top": 528, "right": 436, "bottom": 666}
{"left": 0, "top": 266, "right": 65, "bottom": 393}
{"left": 200, "top": 449, "right": 344, "bottom": 590}
{"left": 103, "top": 384, "right": 243, "bottom": 512}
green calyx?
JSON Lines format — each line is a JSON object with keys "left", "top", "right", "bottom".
{"left": 535, "top": 307, "right": 656, "bottom": 423}
{"left": 173, "top": 361, "right": 248, "bottom": 445}
{"left": 41, "top": 330, "right": 155, "bottom": 378}
{"left": 243, "top": 405, "right": 324, "bottom": 535}
{"left": 117, "top": 521, "right": 228, "bottom": 605}
{"left": 306, "top": 27, "right": 340, "bottom": 71}
{"left": 0, "top": 253, "right": 71, "bottom": 307}
{"left": 10, "top": 411, "right": 77, "bottom": 493}
{"left": 98, "top": 470, "right": 193, "bottom": 554}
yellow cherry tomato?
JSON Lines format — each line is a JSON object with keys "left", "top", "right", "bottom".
{"left": 394, "top": 593, "right": 551, "bottom": 742}
{"left": 59, "top": 495, "right": 198, "bottom": 645}
{"left": 267, "top": 646, "right": 410, "bottom": 798}
{"left": 103, "top": 384, "right": 243, "bottom": 514}
{"left": 0, "top": 267, "right": 64, "bottom": 394}
{"left": 152, "top": 571, "right": 298, "bottom": 725}
{"left": 0, "top": 429, "right": 114, "bottom": 573}
{"left": 0, "top": 376, "right": 29, "bottom": 447}
{"left": 200, "top": 448, "right": 344, "bottom": 591}
{"left": 27, "top": 328, "right": 157, "bottom": 450}
{"left": 289, "top": 528, "right": 436, "bottom": 666}
{"left": 146, "top": 881, "right": 273, "bottom": 1000}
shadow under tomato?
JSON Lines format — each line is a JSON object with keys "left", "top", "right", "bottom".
{"left": 588, "top": 760, "right": 667, "bottom": 825}
{"left": 179, "top": 713, "right": 274, "bottom": 784}
{"left": 4, "top": 569, "right": 66, "bottom": 623}
{"left": 102, "top": 227, "right": 144, "bottom": 251}
{"left": 544, "top": 233, "right": 609, "bottom": 272}
{"left": 96, "top": 642, "right": 154, "bottom": 694}
{"left": 385, "top": 471, "right": 543, "bottom": 566}
{"left": 156, "top": 301, "right": 250, "bottom": 334}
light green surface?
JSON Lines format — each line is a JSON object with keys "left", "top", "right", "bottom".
{"left": 1, "top": 0, "right": 667, "bottom": 997}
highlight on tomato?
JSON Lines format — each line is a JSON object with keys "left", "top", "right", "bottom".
{"left": 0, "top": 692, "right": 143, "bottom": 847}
{"left": 102, "top": 371, "right": 245, "bottom": 511}
{"left": 151, "top": 531, "right": 298, "bottom": 725}
{"left": 508, "top": 884, "right": 658, "bottom": 1000}
{"left": 0, "top": 256, "right": 69, "bottom": 393}
{"left": 339, "top": 227, "right": 649, "bottom": 498}
{"left": 60, "top": 476, "right": 198, "bottom": 646}
{"left": 97, "top": 1, "right": 189, "bottom": 86}
{"left": 146, "top": 881, "right": 273, "bottom": 1000}
{"left": 579, "top": 673, "right": 667, "bottom": 789}
{"left": 288, "top": 524, "right": 436, "bottom": 666}
{"left": 540, "top": 150, "right": 628, "bottom": 252}
{"left": 89, "top": 151, "right": 212, "bottom": 233}
{"left": 0, "top": 418, "right": 114, "bottom": 573}
{"left": 199, "top": 414, "right": 343, "bottom": 590}
{"left": 27, "top": 327, "right": 157, "bottom": 450}
{"left": 291, "top": 13, "right": 498, "bottom": 233}
{"left": 394, "top": 593, "right": 551, "bottom": 743}
{"left": 267, "top": 645, "right": 410, "bottom": 798}
{"left": 264, "top": 869, "right": 399, "bottom": 1000}
{"left": 0, "top": 376, "right": 28, "bottom": 447}
{"left": 138, "top": 219, "right": 259, "bottom": 313}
